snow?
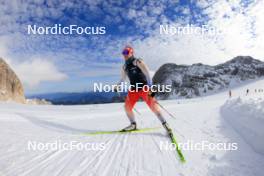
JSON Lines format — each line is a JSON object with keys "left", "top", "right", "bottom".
{"left": 1, "top": 79, "right": 264, "bottom": 175}
{"left": 221, "top": 97, "right": 264, "bottom": 155}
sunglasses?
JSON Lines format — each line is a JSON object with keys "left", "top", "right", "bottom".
{"left": 122, "top": 49, "right": 130, "bottom": 56}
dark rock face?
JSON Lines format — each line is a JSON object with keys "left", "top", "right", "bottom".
{"left": 153, "top": 56, "right": 264, "bottom": 99}
{"left": 0, "top": 58, "right": 25, "bottom": 103}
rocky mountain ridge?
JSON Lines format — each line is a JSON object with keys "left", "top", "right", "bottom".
{"left": 0, "top": 58, "right": 25, "bottom": 103}
{"left": 153, "top": 56, "right": 264, "bottom": 99}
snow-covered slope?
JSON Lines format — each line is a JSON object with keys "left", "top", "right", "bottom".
{"left": 0, "top": 79, "right": 264, "bottom": 175}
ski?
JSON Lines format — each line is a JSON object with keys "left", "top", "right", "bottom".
{"left": 82, "top": 127, "right": 160, "bottom": 136}
{"left": 169, "top": 132, "right": 186, "bottom": 163}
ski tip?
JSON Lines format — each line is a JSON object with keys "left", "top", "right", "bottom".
{"left": 178, "top": 151, "right": 186, "bottom": 163}
{"left": 180, "top": 158, "right": 186, "bottom": 163}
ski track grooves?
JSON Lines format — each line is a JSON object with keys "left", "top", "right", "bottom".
{"left": 50, "top": 150, "right": 76, "bottom": 176}
{"left": 6, "top": 150, "right": 63, "bottom": 175}
{"left": 71, "top": 134, "right": 122, "bottom": 175}
{"left": 100, "top": 134, "right": 129, "bottom": 176}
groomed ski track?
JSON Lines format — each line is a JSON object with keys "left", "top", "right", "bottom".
{"left": 0, "top": 79, "right": 264, "bottom": 176}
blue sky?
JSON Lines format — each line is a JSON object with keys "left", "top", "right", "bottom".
{"left": 0, "top": 0, "right": 263, "bottom": 94}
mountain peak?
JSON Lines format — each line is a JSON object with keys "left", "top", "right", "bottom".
{"left": 228, "top": 56, "right": 261, "bottom": 64}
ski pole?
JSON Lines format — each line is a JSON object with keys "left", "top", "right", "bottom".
{"left": 154, "top": 100, "right": 186, "bottom": 138}
{"left": 133, "top": 107, "right": 141, "bottom": 115}
{"left": 155, "top": 100, "right": 176, "bottom": 119}
{"left": 148, "top": 92, "right": 176, "bottom": 118}
{"left": 155, "top": 99, "right": 193, "bottom": 127}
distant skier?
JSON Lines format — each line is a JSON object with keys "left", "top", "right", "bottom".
{"left": 246, "top": 89, "right": 249, "bottom": 95}
{"left": 229, "top": 90, "right": 232, "bottom": 98}
{"left": 115, "top": 46, "right": 172, "bottom": 134}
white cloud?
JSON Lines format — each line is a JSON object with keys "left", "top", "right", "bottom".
{"left": 131, "top": 30, "right": 228, "bottom": 70}
{"left": 6, "top": 58, "right": 67, "bottom": 89}
{"left": 125, "top": 0, "right": 264, "bottom": 71}
{"left": 127, "top": 9, "right": 137, "bottom": 19}
{"left": 205, "top": 0, "right": 264, "bottom": 59}
{"left": 0, "top": 40, "right": 8, "bottom": 58}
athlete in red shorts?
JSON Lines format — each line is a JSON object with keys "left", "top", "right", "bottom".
{"left": 115, "top": 46, "right": 172, "bottom": 134}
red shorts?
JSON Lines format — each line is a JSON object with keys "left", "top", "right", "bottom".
{"left": 125, "top": 90, "right": 157, "bottom": 112}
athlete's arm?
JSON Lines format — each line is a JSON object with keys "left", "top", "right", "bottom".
{"left": 135, "top": 59, "right": 152, "bottom": 86}
{"left": 116, "top": 66, "right": 127, "bottom": 85}
{"left": 114, "top": 67, "right": 126, "bottom": 92}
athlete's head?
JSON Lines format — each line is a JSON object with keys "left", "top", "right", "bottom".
{"left": 122, "top": 46, "right": 133, "bottom": 60}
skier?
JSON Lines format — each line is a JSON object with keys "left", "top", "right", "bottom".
{"left": 229, "top": 90, "right": 232, "bottom": 98}
{"left": 115, "top": 46, "right": 172, "bottom": 134}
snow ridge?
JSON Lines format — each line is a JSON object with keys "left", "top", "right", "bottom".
{"left": 221, "top": 97, "right": 264, "bottom": 155}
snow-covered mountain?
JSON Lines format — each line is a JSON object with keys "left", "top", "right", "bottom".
{"left": 153, "top": 56, "right": 264, "bottom": 99}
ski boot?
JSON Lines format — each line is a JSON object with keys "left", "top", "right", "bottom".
{"left": 120, "top": 122, "right": 137, "bottom": 132}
